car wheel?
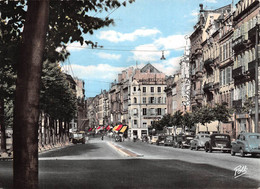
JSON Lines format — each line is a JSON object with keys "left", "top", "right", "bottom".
{"left": 251, "top": 154, "right": 257, "bottom": 157}
{"left": 205, "top": 146, "right": 208, "bottom": 152}
{"left": 190, "top": 146, "right": 193, "bottom": 150}
{"left": 231, "top": 149, "right": 235, "bottom": 156}
{"left": 181, "top": 144, "right": 184, "bottom": 149}
{"left": 195, "top": 145, "right": 199, "bottom": 151}
{"left": 240, "top": 149, "right": 245, "bottom": 157}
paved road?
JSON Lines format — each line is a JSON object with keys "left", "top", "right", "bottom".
{"left": 0, "top": 136, "right": 259, "bottom": 189}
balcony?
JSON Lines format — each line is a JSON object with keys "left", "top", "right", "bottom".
{"left": 232, "top": 35, "right": 247, "bottom": 52}
{"left": 203, "top": 82, "right": 214, "bottom": 92}
{"left": 248, "top": 25, "right": 257, "bottom": 44}
{"left": 248, "top": 60, "right": 256, "bottom": 77}
{"left": 232, "top": 66, "right": 245, "bottom": 80}
{"left": 204, "top": 58, "right": 213, "bottom": 67}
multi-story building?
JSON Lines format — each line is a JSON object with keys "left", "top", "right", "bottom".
{"left": 232, "top": 0, "right": 260, "bottom": 136}
{"left": 165, "top": 72, "right": 182, "bottom": 115}
{"left": 190, "top": 4, "right": 232, "bottom": 133}
{"left": 218, "top": 9, "right": 235, "bottom": 137}
{"left": 128, "top": 63, "right": 167, "bottom": 139}
{"left": 97, "top": 90, "right": 109, "bottom": 127}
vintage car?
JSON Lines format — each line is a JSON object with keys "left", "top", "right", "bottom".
{"left": 71, "top": 131, "right": 85, "bottom": 144}
{"left": 173, "top": 135, "right": 195, "bottom": 148}
{"left": 231, "top": 132, "right": 260, "bottom": 157}
{"left": 164, "top": 135, "right": 174, "bottom": 146}
{"left": 150, "top": 135, "right": 158, "bottom": 144}
{"left": 190, "top": 134, "right": 210, "bottom": 150}
{"left": 204, "top": 134, "right": 231, "bottom": 153}
{"left": 156, "top": 135, "right": 166, "bottom": 145}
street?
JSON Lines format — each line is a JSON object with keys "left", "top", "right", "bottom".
{"left": 0, "top": 136, "right": 260, "bottom": 189}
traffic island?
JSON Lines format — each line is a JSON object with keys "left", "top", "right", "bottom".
{"left": 107, "top": 141, "right": 143, "bottom": 157}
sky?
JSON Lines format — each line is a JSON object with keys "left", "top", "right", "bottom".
{"left": 61, "top": 0, "right": 238, "bottom": 98}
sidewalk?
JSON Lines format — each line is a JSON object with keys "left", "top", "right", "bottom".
{"left": 0, "top": 140, "right": 72, "bottom": 161}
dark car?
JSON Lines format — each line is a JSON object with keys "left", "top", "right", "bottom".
{"left": 164, "top": 135, "right": 174, "bottom": 146}
{"left": 71, "top": 132, "right": 85, "bottom": 144}
{"left": 173, "top": 135, "right": 195, "bottom": 148}
{"left": 156, "top": 135, "right": 166, "bottom": 145}
{"left": 205, "top": 134, "right": 231, "bottom": 153}
{"left": 231, "top": 132, "right": 260, "bottom": 157}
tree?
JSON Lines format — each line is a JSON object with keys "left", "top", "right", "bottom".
{"left": 171, "top": 110, "right": 183, "bottom": 134}
{"left": 0, "top": 1, "right": 134, "bottom": 188}
{"left": 182, "top": 112, "right": 195, "bottom": 133}
{"left": 213, "top": 103, "right": 232, "bottom": 132}
{"left": 195, "top": 106, "right": 215, "bottom": 131}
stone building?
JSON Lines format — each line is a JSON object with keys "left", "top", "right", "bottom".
{"left": 232, "top": 0, "right": 260, "bottom": 136}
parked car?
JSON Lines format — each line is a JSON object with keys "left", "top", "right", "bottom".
{"left": 71, "top": 131, "right": 85, "bottom": 144}
{"left": 173, "top": 135, "right": 195, "bottom": 148}
{"left": 141, "top": 135, "right": 149, "bottom": 142}
{"left": 231, "top": 132, "right": 260, "bottom": 157}
{"left": 164, "top": 135, "right": 174, "bottom": 146}
{"left": 156, "top": 135, "right": 166, "bottom": 145}
{"left": 150, "top": 136, "right": 158, "bottom": 144}
{"left": 204, "top": 134, "right": 231, "bottom": 153}
{"left": 190, "top": 134, "right": 210, "bottom": 150}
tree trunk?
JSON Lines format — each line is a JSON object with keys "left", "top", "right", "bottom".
{"left": 13, "top": 1, "right": 49, "bottom": 188}
{"left": 0, "top": 99, "right": 7, "bottom": 152}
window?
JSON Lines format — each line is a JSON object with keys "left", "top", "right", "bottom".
{"left": 143, "top": 122, "right": 147, "bottom": 128}
{"left": 142, "top": 97, "right": 146, "bottom": 104}
{"left": 157, "top": 87, "right": 161, "bottom": 93}
{"left": 134, "top": 97, "right": 137, "bottom": 103}
{"left": 151, "top": 87, "right": 154, "bottom": 93}
{"left": 143, "top": 108, "right": 147, "bottom": 115}
{"left": 134, "top": 120, "right": 137, "bottom": 124}
{"left": 150, "top": 97, "right": 155, "bottom": 104}
{"left": 143, "top": 87, "right": 146, "bottom": 93}
{"left": 133, "top": 108, "right": 138, "bottom": 116}
{"left": 157, "top": 108, "right": 162, "bottom": 115}
{"left": 158, "top": 97, "right": 161, "bottom": 103}
{"left": 133, "top": 86, "right": 136, "bottom": 91}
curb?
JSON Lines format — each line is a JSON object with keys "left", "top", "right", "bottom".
{"left": 107, "top": 142, "right": 143, "bottom": 158}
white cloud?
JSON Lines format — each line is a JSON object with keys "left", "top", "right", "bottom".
{"left": 204, "top": 0, "right": 217, "bottom": 3}
{"left": 191, "top": 9, "right": 199, "bottom": 17}
{"left": 153, "top": 57, "right": 182, "bottom": 76}
{"left": 154, "top": 35, "right": 186, "bottom": 50}
{"left": 98, "top": 28, "right": 161, "bottom": 43}
{"left": 66, "top": 42, "right": 88, "bottom": 52}
{"left": 95, "top": 52, "right": 121, "bottom": 60}
{"left": 63, "top": 64, "right": 126, "bottom": 80}
{"left": 130, "top": 44, "right": 163, "bottom": 62}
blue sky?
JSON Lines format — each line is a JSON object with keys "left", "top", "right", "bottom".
{"left": 61, "top": 0, "right": 238, "bottom": 98}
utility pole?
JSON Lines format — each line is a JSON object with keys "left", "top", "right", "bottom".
{"left": 255, "top": 21, "right": 259, "bottom": 133}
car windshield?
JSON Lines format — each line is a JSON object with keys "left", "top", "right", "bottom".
{"left": 73, "top": 133, "right": 83, "bottom": 138}
{"left": 166, "top": 136, "right": 173, "bottom": 140}
{"left": 186, "top": 136, "right": 194, "bottom": 140}
{"left": 249, "top": 135, "right": 260, "bottom": 139}
{"left": 201, "top": 135, "right": 209, "bottom": 138}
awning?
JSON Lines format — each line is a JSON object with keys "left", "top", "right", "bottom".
{"left": 97, "top": 126, "right": 101, "bottom": 130}
{"left": 116, "top": 124, "right": 123, "bottom": 131}
{"left": 119, "top": 126, "right": 128, "bottom": 133}
{"left": 113, "top": 125, "right": 119, "bottom": 131}
{"left": 88, "top": 128, "right": 92, "bottom": 132}
{"left": 106, "top": 125, "right": 111, "bottom": 130}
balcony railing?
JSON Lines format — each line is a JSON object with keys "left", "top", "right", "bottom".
{"left": 232, "top": 66, "right": 245, "bottom": 80}
{"left": 203, "top": 82, "right": 214, "bottom": 92}
{"left": 232, "top": 35, "right": 247, "bottom": 52}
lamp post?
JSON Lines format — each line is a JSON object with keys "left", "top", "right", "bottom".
{"left": 255, "top": 20, "right": 259, "bottom": 133}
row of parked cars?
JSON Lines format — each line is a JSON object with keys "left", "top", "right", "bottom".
{"left": 148, "top": 132, "right": 260, "bottom": 157}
